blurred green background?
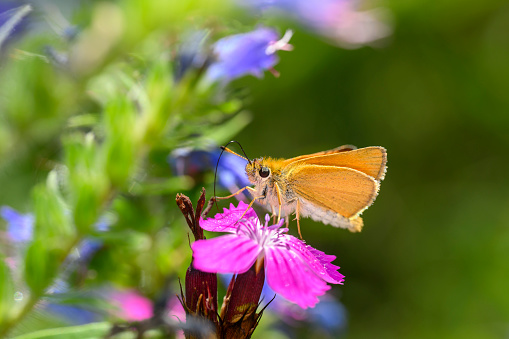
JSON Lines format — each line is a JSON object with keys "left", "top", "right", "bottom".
{"left": 236, "top": 1, "right": 509, "bottom": 338}
{"left": 1, "top": 0, "right": 509, "bottom": 338}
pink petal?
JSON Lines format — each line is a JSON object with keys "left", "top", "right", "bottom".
{"left": 307, "top": 246, "right": 345, "bottom": 283}
{"left": 192, "top": 234, "right": 261, "bottom": 273}
{"left": 285, "top": 236, "right": 345, "bottom": 284}
{"left": 265, "top": 246, "right": 331, "bottom": 308}
{"left": 199, "top": 201, "right": 257, "bottom": 233}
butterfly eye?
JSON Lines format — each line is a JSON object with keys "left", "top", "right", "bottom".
{"left": 259, "top": 167, "right": 270, "bottom": 178}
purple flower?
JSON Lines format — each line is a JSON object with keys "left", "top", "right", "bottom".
{"left": 0, "top": 206, "right": 34, "bottom": 242}
{"left": 1, "top": 206, "right": 110, "bottom": 246}
{"left": 0, "top": 3, "right": 31, "bottom": 53}
{"left": 307, "top": 295, "right": 347, "bottom": 334}
{"left": 205, "top": 27, "right": 293, "bottom": 82}
{"left": 192, "top": 202, "right": 344, "bottom": 308}
{"left": 45, "top": 303, "right": 100, "bottom": 325}
{"left": 1, "top": 206, "right": 111, "bottom": 268}
{"left": 242, "top": 0, "right": 391, "bottom": 48}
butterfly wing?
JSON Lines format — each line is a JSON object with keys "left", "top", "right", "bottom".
{"left": 283, "top": 145, "right": 357, "bottom": 164}
{"left": 285, "top": 146, "right": 387, "bottom": 181}
{"left": 290, "top": 165, "right": 380, "bottom": 219}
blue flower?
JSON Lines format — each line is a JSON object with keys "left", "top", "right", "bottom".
{"left": 0, "top": 3, "right": 31, "bottom": 53}
{"left": 1, "top": 206, "right": 111, "bottom": 266}
{"left": 1, "top": 207, "right": 111, "bottom": 324}
{"left": 260, "top": 280, "right": 347, "bottom": 333}
{"left": 307, "top": 295, "right": 347, "bottom": 335}
{"left": 169, "top": 148, "right": 250, "bottom": 194}
{"left": 44, "top": 282, "right": 102, "bottom": 325}
{"left": 205, "top": 27, "right": 293, "bottom": 82}
{"left": 241, "top": 0, "right": 391, "bottom": 48}
{"left": 0, "top": 206, "right": 34, "bottom": 242}
{"left": 45, "top": 303, "right": 100, "bottom": 325}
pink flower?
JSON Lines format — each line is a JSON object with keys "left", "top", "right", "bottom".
{"left": 110, "top": 290, "right": 154, "bottom": 321}
{"left": 192, "top": 202, "right": 345, "bottom": 308}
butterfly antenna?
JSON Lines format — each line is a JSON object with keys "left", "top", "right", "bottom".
{"left": 213, "top": 141, "right": 251, "bottom": 212}
{"left": 220, "top": 140, "right": 252, "bottom": 165}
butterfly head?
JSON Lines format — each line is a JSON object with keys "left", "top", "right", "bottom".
{"left": 245, "top": 158, "right": 273, "bottom": 186}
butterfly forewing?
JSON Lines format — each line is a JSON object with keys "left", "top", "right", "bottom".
{"left": 284, "top": 146, "right": 387, "bottom": 181}
{"left": 283, "top": 145, "right": 357, "bottom": 163}
{"left": 290, "top": 165, "right": 380, "bottom": 218}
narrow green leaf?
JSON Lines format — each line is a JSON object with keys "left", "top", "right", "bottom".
{"left": 32, "top": 184, "right": 74, "bottom": 242}
{"left": 63, "top": 133, "right": 109, "bottom": 233}
{"left": 103, "top": 98, "right": 137, "bottom": 187}
{"left": 0, "top": 258, "right": 15, "bottom": 323}
{"left": 11, "top": 322, "right": 110, "bottom": 339}
{"left": 24, "top": 241, "right": 61, "bottom": 295}
{"left": 206, "top": 110, "right": 252, "bottom": 144}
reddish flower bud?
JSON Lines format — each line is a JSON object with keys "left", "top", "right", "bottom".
{"left": 185, "top": 264, "right": 218, "bottom": 323}
{"left": 220, "top": 262, "right": 265, "bottom": 338}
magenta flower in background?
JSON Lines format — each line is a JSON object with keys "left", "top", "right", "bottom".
{"left": 242, "top": 0, "right": 391, "bottom": 48}
{"left": 192, "top": 202, "right": 345, "bottom": 308}
{"left": 205, "top": 27, "right": 293, "bottom": 82}
{"left": 110, "top": 289, "right": 154, "bottom": 321}
{"left": 109, "top": 289, "right": 185, "bottom": 336}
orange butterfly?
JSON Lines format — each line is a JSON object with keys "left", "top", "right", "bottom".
{"left": 217, "top": 145, "right": 387, "bottom": 237}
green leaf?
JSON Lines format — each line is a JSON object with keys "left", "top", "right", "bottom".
{"left": 11, "top": 322, "right": 111, "bottom": 339}
{"left": 206, "top": 110, "right": 252, "bottom": 144}
{"left": 63, "top": 133, "right": 109, "bottom": 233}
{"left": 32, "top": 183, "right": 74, "bottom": 242}
{"left": 0, "top": 258, "right": 15, "bottom": 323}
{"left": 128, "top": 177, "right": 194, "bottom": 195}
{"left": 24, "top": 241, "right": 61, "bottom": 295}
{"left": 142, "top": 60, "right": 173, "bottom": 143}
{"left": 218, "top": 99, "right": 243, "bottom": 114}
{"left": 103, "top": 98, "right": 137, "bottom": 187}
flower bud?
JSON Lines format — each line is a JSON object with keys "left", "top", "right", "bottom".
{"left": 185, "top": 264, "right": 218, "bottom": 323}
{"left": 222, "top": 262, "right": 265, "bottom": 338}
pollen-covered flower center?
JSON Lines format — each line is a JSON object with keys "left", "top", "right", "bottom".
{"left": 237, "top": 215, "right": 287, "bottom": 251}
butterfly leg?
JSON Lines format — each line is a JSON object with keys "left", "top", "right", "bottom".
{"left": 236, "top": 192, "right": 264, "bottom": 221}
{"left": 203, "top": 186, "right": 256, "bottom": 218}
{"left": 271, "top": 205, "right": 277, "bottom": 224}
{"left": 274, "top": 182, "right": 283, "bottom": 223}
{"left": 296, "top": 199, "right": 303, "bottom": 239}
{"left": 214, "top": 186, "right": 253, "bottom": 201}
